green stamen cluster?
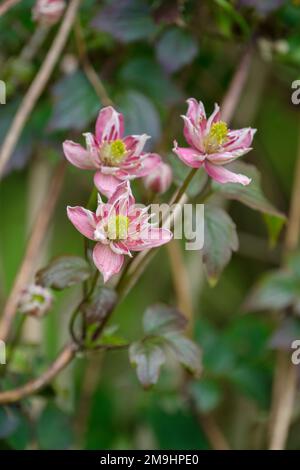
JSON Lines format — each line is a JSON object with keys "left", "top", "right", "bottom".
{"left": 107, "top": 215, "right": 129, "bottom": 240}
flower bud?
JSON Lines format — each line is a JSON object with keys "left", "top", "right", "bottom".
{"left": 143, "top": 161, "right": 173, "bottom": 194}
{"left": 18, "top": 284, "right": 53, "bottom": 318}
{"left": 32, "top": 0, "right": 66, "bottom": 26}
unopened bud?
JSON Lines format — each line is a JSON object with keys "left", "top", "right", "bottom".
{"left": 32, "top": 0, "right": 66, "bottom": 26}
{"left": 143, "top": 161, "right": 173, "bottom": 194}
{"left": 18, "top": 284, "right": 53, "bottom": 318}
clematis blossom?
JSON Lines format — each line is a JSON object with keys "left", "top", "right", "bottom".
{"left": 67, "top": 182, "right": 173, "bottom": 283}
{"left": 32, "top": 0, "right": 66, "bottom": 25}
{"left": 173, "top": 98, "right": 256, "bottom": 186}
{"left": 63, "top": 106, "right": 161, "bottom": 198}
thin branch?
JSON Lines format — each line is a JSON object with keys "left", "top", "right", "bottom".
{"left": 0, "top": 161, "right": 66, "bottom": 342}
{"left": 0, "top": 44, "right": 254, "bottom": 404}
{"left": 0, "top": 343, "right": 77, "bottom": 404}
{"left": 0, "top": 0, "right": 81, "bottom": 177}
{"left": 166, "top": 240, "right": 193, "bottom": 333}
{"left": 0, "top": 0, "right": 20, "bottom": 17}
{"left": 74, "top": 20, "right": 113, "bottom": 107}
{"left": 268, "top": 117, "right": 300, "bottom": 450}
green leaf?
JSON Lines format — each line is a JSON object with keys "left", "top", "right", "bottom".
{"left": 119, "top": 57, "right": 182, "bottom": 105}
{"left": 203, "top": 205, "right": 238, "bottom": 285}
{"left": 164, "top": 332, "right": 202, "bottom": 377}
{"left": 36, "top": 403, "right": 73, "bottom": 450}
{"left": 129, "top": 339, "right": 166, "bottom": 389}
{"left": 36, "top": 256, "right": 92, "bottom": 290}
{"left": 48, "top": 71, "right": 100, "bottom": 131}
{"left": 0, "top": 406, "right": 19, "bottom": 439}
{"left": 82, "top": 287, "right": 118, "bottom": 325}
{"left": 244, "top": 270, "right": 300, "bottom": 311}
{"left": 189, "top": 379, "right": 222, "bottom": 413}
{"left": 143, "top": 303, "right": 187, "bottom": 336}
{"left": 91, "top": 0, "right": 158, "bottom": 43}
{"left": 118, "top": 90, "right": 161, "bottom": 144}
{"left": 212, "top": 162, "right": 286, "bottom": 243}
{"left": 269, "top": 317, "right": 300, "bottom": 351}
{"left": 156, "top": 27, "right": 198, "bottom": 73}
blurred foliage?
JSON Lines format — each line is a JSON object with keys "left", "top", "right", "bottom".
{"left": 1, "top": 0, "right": 300, "bottom": 451}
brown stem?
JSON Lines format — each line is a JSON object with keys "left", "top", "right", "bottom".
{"left": 0, "top": 343, "right": 78, "bottom": 404}
{"left": 268, "top": 118, "right": 300, "bottom": 450}
{"left": 166, "top": 240, "right": 193, "bottom": 333}
{"left": 0, "top": 0, "right": 81, "bottom": 176}
{"left": 0, "top": 0, "right": 20, "bottom": 17}
{"left": 74, "top": 19, "right": 113, "bottom": 107}
{"left": 0, "top": 161, "right": 66, "bottom": 342}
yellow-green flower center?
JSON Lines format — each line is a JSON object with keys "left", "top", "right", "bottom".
{"left": 208, "top": 121, "right": 228, "bottom": 147}
{"left": 101, "top": 139, "right": 127, "bottom": 166}
{"left": 106, "top": 215, "right": 129, "bottom": 240}
{"left": 32, "top": 294, "right": 45, "bottom": 304}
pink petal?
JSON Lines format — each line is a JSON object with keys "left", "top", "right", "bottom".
{"left": 95, "top": 106, "right": 124, "bottom": 143}
{"left": 204, "top": 162, "right": 251, "bottom": 186}
{"left": 123, "top": 134, "right": 150, "bottom": 156}
{"left": 207, "top": 147, "right": 252, "bottom": 165}
{"left": 186, "top": 98, "right": 206, "bottom": 125}
{"left": 225, "top": 128, "right": 256, "bottom": 152}
{"left": 108, "top": 180, "right": 135, "bottom": 213}
{"left": 134, "top": 153, "right": 161, "bottom": 177}
{"left": 93, "top": 243, "right": 124, "bottom": 283}
{"left": 63, "top": 140, "right": 97, "bottom": 170}
{"left": 94, "top": 171, "right": 121, "bottom": 198}
{"left": 128, "top": 228, "right": 173, "bottom": 251}
{"left": 182, "top": 116, "right": 205, "bottom": 152}
{"left": 67, "top": 206, "right": 96, "bottom": 240}
{"left": 206, "top": 103, "right": 221, "bottom": 133}
{"left": 173, "top": 141, "right": 204, "bottom": 168}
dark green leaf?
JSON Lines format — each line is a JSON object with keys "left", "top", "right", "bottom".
{"left": 82, "top": 287, "right": 118, "bottom": 325}
{"left": 189, "top": 379, "right": 222, "bottom": 413}
{"left": 203, "top": 205, "right": 238, "bottom": 285}
{"left": 91, "top": 0, "right": 158, "bottom": 43}
{"left": 269, "top": 317, "right": 300, "bottom": 351}
{"left": 49, "top": 71, "right": 100, "bottom": 131}
{"left": 143, "top": 303, "right": 187, "bottom": 336}
{"left": 164, "top": 332, "right": 202, "bottom": 377}
{"left": 36, "top": 403, "right": 73, "bottom": 450}
{"left": 36, "top": 256, "right": 92, "bottom": 290}
{"left": 244, "top": 270, "right": 300, "bottom": 311}
{"left": 156, "top": 27, "right": 198, "bottom": 73}
{"left": 119, "top": 57, "right": 182, "bottom": 105}
{"left": 0, "top": 406, "right": 19, "bottom": 439}
{"left": 118, "top": 90, "right": 161, "bottom": 144}
{"left": 212, "top": 162, "right": 286, "bottom": 243}
{"left": 129, "top": 339, "right": 166, "bottom": 389}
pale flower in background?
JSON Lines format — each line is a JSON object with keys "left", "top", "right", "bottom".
{"left": 18, "top": 284, "right": 53, "bottom": 318}
{"left": 32, "top": 0, "right": 66, "bottom": 26}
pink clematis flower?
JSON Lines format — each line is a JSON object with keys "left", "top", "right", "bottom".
{"left": 67, "top": 182, "right": 172, "bottom": 283}
{"left": 63, "top": 106, "right": 161, "bottom": 198}
{"left": 32, "top": 0, "right": 66, "bottom": 26}
{"left": 173, "top": 98, "right": 256, "bottom": 185}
